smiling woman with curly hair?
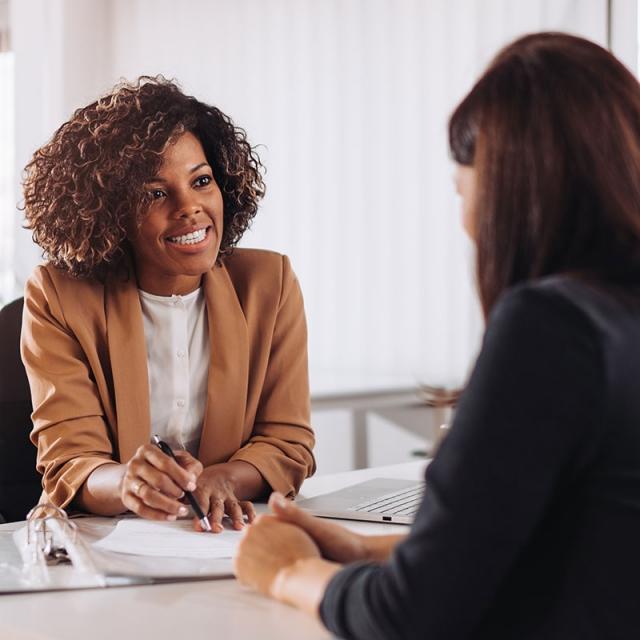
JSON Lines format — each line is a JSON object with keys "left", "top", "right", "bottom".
{"left": 20, "top": 77, "right": 315, "bottom": 530}
{"left": 24, "top": 76, "right": 264, "bottom": 280}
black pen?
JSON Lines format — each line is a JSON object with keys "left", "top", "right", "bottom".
{"left": 152, "top": 434, "right": 212, "bottom": 532}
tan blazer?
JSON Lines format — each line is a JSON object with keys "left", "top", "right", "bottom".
{"left": 21, "top": 249, "right": 315, "bottom": 508}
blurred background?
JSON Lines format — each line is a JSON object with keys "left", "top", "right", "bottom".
{"left": 1, "top": 0, "right": 637, "bottom": 473}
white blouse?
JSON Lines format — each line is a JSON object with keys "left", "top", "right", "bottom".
{"left": 139, "top": 287, "right": 210, "bottom": 457}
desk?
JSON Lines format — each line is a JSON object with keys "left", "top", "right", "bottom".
{"left": 311, "top": 370, "right": 449, "bottom": 468}
{"left": 0, "top": 461, "right": 426, "bottom": 640}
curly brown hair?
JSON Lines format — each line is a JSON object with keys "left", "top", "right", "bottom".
{"left": 23, "top": 76, "right": 265, "bottom": 279}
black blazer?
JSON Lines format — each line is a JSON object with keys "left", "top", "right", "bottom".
{"left": 321, "top": 276, "right": 640, "bottom": 640}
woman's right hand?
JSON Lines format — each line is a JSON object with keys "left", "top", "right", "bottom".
{"left": 120, "top": 444, "right": 203, "bottom": 520}
{"left": 268, "top": 492, "right": 370, "bottom": 563}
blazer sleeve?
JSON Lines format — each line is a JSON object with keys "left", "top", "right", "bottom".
{"left": 21, "top": 268, "right": 118, "bottom": 509}
{"left": 229, "top": 255, "right": 316, "bottom": 497}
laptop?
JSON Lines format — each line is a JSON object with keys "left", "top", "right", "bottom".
{"left": 295, "top": 478, "right": 425, "bottom": 524}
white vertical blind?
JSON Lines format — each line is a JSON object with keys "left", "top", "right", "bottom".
{"left": 10, "top": 0, "right": 610, "bottom": 385}
{"left": 106, "top": 0, "right": 608, "bottom": 386}
{"left": 0, "top": 51, "right": 13, "bottom": 304}
{"left": 0, "top": 0, "right": 13, "bottom": 304}
{"left": 9, "top": 0, "right": 112, "bottom": 294}
{"left": 608, "top": 0, "right": 638, "bottom": 73}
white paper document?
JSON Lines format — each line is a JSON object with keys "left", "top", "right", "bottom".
{"left": 93, "top": 518, "right": 241, "bottom": 559}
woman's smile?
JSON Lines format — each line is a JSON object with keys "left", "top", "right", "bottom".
{"left": 165, "top": 225, "right": 213, "bottom": 252}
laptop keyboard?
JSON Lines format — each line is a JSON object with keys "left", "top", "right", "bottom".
{"left": 349, "top": 483, "right": 425, "bottom": 517}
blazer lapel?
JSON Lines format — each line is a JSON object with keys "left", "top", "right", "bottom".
{"left": 198, "top": 264, "right": 249, "bottom": 465}
{"left": 106, "top": 272, "right": 151, "bottom": 463}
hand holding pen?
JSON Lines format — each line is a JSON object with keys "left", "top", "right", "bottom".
{"left": 152, "top": 435, "right": 212, "bottom": 532}
{"left": 119, "top": 439, "right": 207, "bottom": 528}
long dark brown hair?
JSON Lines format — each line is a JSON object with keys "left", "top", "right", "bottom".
{"left": 449, "top": 32, "right": 640, "bottom": 316}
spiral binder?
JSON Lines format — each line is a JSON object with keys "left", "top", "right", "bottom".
{"left": 17, "top": 503, "right": 105, "bottom": 587}
{"left": 1, "top": 505, "right": 235, "bottom": 594}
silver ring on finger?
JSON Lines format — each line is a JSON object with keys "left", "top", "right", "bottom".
{"left": 133, "top": 480, "right": 145, "bottom": 496}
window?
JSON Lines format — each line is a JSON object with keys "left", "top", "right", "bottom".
{"left": 0, "top": 0, "right": 14, "bottom": 305}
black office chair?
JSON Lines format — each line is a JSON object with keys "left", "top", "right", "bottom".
{"left": 0, "top": 297, "right": 42, "bottom": 522}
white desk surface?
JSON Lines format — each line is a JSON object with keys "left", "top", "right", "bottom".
{"left": 0, "top": 461, "right": 426, "bottom": 640}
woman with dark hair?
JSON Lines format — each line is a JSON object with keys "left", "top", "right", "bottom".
{"left": 21, "top": 77, "right": 315, "bottom": 531}
{"left": 235, "top": 33, "right": 640, "bottom": 637}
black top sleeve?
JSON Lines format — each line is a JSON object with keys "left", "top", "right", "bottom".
{"left": 319, "top": 285, "right": 605, "bottom": 640}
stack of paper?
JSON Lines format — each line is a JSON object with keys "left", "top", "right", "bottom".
{"left": 93, "top": 519, "right": 241, "bottom": 559}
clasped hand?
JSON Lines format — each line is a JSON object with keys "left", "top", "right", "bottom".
{"left": 235, "top": 493, "right": 371, "bottom": 604}
{"left": 120, "top": 444, "right": 256, "bottom": 532}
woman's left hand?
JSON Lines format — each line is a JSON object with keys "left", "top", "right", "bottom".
{"left": 235, "top": 514, "right": 321, "bottom": 597}
{"left": 191, "top": 462, "right": 259, "bottom": 532}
